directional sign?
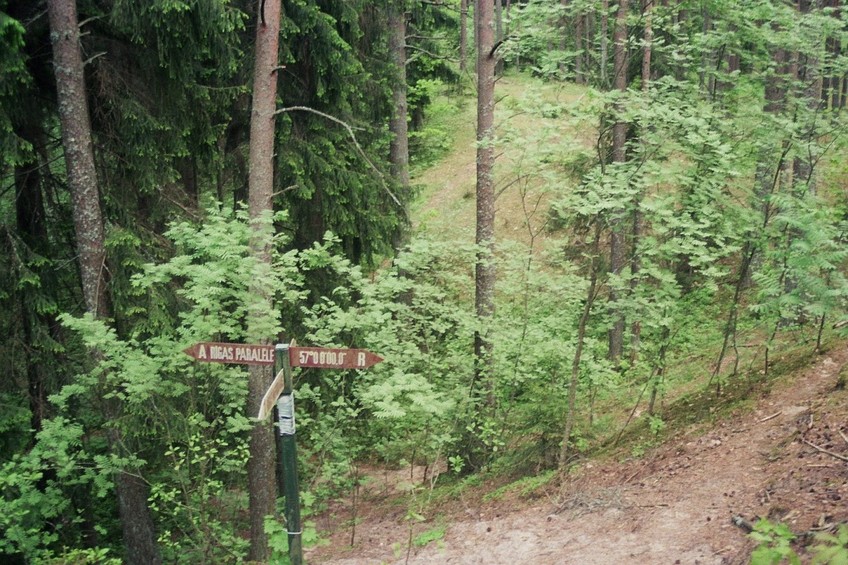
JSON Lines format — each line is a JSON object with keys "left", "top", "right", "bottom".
{"left": 183, "top": 342, "right": 275, "bottom": 366}
{"left": 290, "top": 346, "right": 383, "bottom": 369}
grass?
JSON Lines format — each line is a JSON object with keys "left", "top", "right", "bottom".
{"left": 411, "top": 71, "right": 592, "bottom": 248}
{"left": 481, "top": 469, "right": 558, "bottom": 502}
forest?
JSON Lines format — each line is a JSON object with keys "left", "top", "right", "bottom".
{"left": 1, "top": 0, "right": 847, "bottom": 563}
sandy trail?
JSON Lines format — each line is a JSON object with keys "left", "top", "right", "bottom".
{"left": 311, "top": 347, "right": 848, "bottom": 564}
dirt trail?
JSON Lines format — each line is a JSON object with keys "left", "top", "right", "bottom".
{"left": 310, "top": 347, "right": 848, "bottom": 564}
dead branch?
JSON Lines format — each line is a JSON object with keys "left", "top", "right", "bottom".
{"left": 758, "top": 411, "right": 782, "bottom": 423}
{"left": 274, "top": 106, "right": 402, "bottom": 208}
{"left": 801, "top": 438, "right": 848, "bottom": 462}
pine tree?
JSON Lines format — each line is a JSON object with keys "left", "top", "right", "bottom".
{"left": 475, "top": 0, "right": 497, "bottom": 403}
{"left": 245, "top": 0, "right": 281, "bottom": 559}
{"left": 47, "top": 0, "right": 161, "bottom": 561}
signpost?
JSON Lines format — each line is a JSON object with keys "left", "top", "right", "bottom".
{"left": 290, "top": 346, "right": 383, "bottom": 369}
{"left": 184, "top": 341, "right": 383, "bottom": 565}
{"left": 273, "top": 343, "right": 301, "bottom": 565}
{"left": 182, "top": 342, "right": 274, "bottom": 365}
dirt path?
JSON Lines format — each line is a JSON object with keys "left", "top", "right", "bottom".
{"left": 310, "top": 346, "right": 848, "bottom": 564}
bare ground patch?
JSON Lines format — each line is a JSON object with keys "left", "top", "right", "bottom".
{"left": 308, "top": 345, "right": 848, "bottom": 564}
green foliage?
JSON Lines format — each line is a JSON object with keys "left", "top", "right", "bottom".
{"left": 264, "top": 516, "right": 291, "bottom": 565}
{"left": 500, "top": 1, "right": 572, "bottom": 81}
{"left": 412, "top": 524, "right": 446, "bottom": 548}
{"left": 0, "top": 7, "right": 27, "bottom": 169}
{"left": 0, "top": 206, "right": 307, "bottom": 561}
{"left": 483, "top": 470, "right": 557, "bottom": 502}
{"left": 43, "top": 546, "right": 122, "bottom": 565}
{"left": 2, "top": 0, "right": 848, "bottom": 559}
{"left": 749, "top": 519, "right": 800, "bottom": 565}
{"left": 811, "top": 524, "right": 848, "bottom": 565}
{"left": 408, "top": 80, "right": 459, "bottom": 168}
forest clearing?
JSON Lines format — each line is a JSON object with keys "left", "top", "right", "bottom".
{"left": 2, "top": 1, "right": 848, "bottom": 564}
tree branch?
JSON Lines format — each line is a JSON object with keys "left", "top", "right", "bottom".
{"left": 801, "top": 438, "right": 848, "bottom": 462}
{"left": 405, "top": 45, "right": 456, "bottom": 65}
{"left": 274, "top": 106, "right": 402, "bottom": 208}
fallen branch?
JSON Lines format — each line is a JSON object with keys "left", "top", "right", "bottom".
{"left": 623, "top": 469, "right": 641, "bottom": 484}
{"left": 758, "top": 411, "right": 782, "bottom": 423}
{"left": 801, "top": 438, "right": 848, "bottom": 462}
{"left": 839, "top": 429, "right": 848, "bottom": 447}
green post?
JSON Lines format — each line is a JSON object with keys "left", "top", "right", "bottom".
{"left": 274, "top": 343, "right": 302, "bottom": 565}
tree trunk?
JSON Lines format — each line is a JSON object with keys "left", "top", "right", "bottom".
{"left": 792, "top": 0, "right": 823, "bottom": 196}
{"left": 473, "top": 0, "right": 478, "bottom": 74}
{"left": 495, "top": 0, "right": 503, "bottom": 44}
{"left": 47, "top": 1, "right": 161, "bottom": 562}
{"left": 561, "top": 226, "right": 601, "bottom": 468}
{"left": 388, "top": 2, "right": 409, "bottom": 190}
{"left": 48, "top": 0, "right": 107, "bottom": 319}
{"left": 575, "top": 6, "right": 585, "bottom": 84}
{"left": 600, "top": 0, "right": 609, "bottom": 88}
{"left": 246, "top": 0, "right": 281, "bottom": 560}
{"left": 474, "top": 0, "right": 496, "bottom": 404}
{"left": 608, "top": 0, "right": 629, "bottom": 364}
{"left": 460, "top": 0, "right": 468, "bottom": 72}
{"left": 641, "top": 0, "right": 652, "bottom": 90}
{"left": 629, "top": 0, "right": 652, "bottom": 364}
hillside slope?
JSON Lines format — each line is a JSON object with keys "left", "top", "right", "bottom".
{"left": 311, "top": 344, "right": 848, "bottom": 564}
{"left": 411, "top": 73, "right": 589, "bottom": 248}
{"left": 308, "top": 73, "right": 848, "bottom": 565}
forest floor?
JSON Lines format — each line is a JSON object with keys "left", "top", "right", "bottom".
{"left": 307, "top": 344, "right": 848, "bottom": 564}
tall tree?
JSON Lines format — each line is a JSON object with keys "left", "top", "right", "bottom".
{"left": 474, "top": 0, "right": 496, "bottom": 399}
{"left": 630, "top": 0, "right": 653, "bottom": 363}
{"left": 460, "top": 0, "right": 469, "bottom": 72}
{"left": 608, "top": 0, "right": 629, "bottom": 363}
{"left": 245, "top": 0, "right": 281, "bottom": 559}
{"left": 46, "top": 0, "right": 161, "bottom": 562}
{"left": 389, "top": 1, "right": 410, "bottom": 191}
{"left": 600, "top": 0, "right": 610, "bottom": 88}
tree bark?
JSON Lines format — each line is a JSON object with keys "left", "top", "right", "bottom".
{"left": 246, "top": 0, "right": 281, "bottom": 560}
{"left": 629, "top": 0, "right": 652, "bottom": 363}
{"left": 474, "top": 0, "right": 496, "bottom": 403}
{"left": 641, "top": 0, "right": 652, "bottom": 90}
{"left": 388, "top": 2, "right": 409, "bottom": 190}
{"left": 575, "top": 5, "right": 585, "bottom": 84}
{"left": 460, "top": 0, "right": 468, "bottom": 72}
{"left": 600, "top": 0, "right": 610, "bottom": 88}
{"left": 792, "top": 0, "right": 823, "bottom": 196}
{"left": 47, "top": 1, "right": 161, "bottom": 563}
{"left": 48, "top": 0, "right": 107, "bottom": 319}
{"left": 608, "top": 0, "right": 629, "bottom": 364}
{"left": 560, "top": 227, "right": 601, "bottom": 468}
{"left": 495, "top": 0, "right": 503, "bottom": 44}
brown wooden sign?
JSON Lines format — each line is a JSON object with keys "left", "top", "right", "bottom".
{"left": 183, "top": 342, "right": 275, "bottom": 365}
{"left": 290, "top": 346, "right": 383, "bottom": 369}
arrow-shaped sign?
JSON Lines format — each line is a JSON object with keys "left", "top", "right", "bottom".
{"left": 183, "top": 342, "right": 275, "bottom": 365}
{"left": 290, "top": 346, "right": 383, "bottom": 369}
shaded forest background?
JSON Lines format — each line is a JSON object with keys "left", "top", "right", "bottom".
{"left": 1, "top": 0, "right": 847, "bottom": 563}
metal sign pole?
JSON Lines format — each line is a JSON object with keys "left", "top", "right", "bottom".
{"left": 274, "top": 343, "right": 302, "bottom": 565}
